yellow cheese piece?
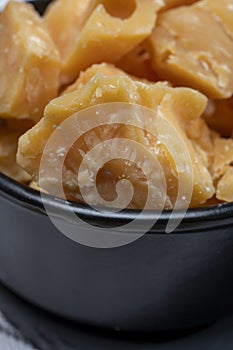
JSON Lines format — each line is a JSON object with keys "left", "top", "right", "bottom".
{"left": 44, "top": 0, "right": 162, "bottom": 85}
{"left": 0, "top": 120, "right": 32, "bottom": 183}
{"left": 213, "top": 137, "right": 233, "bottom": 180}
{"left": 204, "top": 98, "right": 233, "bottom": 137}
{"left": 17, "top": 68, "right": 214, "bottom": 209}
{"left": 216, "top": 167, "right": 233, "bottom": 202}
{"left": 0, "top": 1, "right": 60, "bottom": 122}
{"left": 116, "top": 41, "right": 158, "bottom": 81}
{"left": 149, "top": 1, "right": 233, "bottom": 99}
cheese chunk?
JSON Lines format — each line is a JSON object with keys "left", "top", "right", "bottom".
{"left": 17, "top": 67, "right": 214, "bottom": 209}
{"left": 0, "top": 1, "right": 60, "bottom": 121}
{"left": 216, "top": 167, "right": 233, "bottom": 202}
{"left": 44, "top": 0, "right": 162, "bottom": 85}
{"left": 149, "top": 1, "right": 233, "bottom": 99}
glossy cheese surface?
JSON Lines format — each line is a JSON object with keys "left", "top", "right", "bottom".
{"left": 149, "top": 0, "right": 233, "bottom": 99}
{"left": 17, "top": 65, "right": 215, "bottom": 209}
{"left": 0, "top": 1, "right": 60, "bottom": 121}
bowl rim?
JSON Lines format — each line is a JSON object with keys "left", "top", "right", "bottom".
{"left": 1, "top": 172, "right": 233, "bottom": 233}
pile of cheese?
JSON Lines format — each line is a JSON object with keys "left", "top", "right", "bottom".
{"left": 1, "top": 0, "right": 233, "bottom": 209}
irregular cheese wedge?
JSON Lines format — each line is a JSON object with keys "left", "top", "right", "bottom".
{"left": 0, "top": 1, "right": 60, "bottom": 122}
{"left": 44, "top": 0, "right": 162, "bottom": 85}
{"left": 17, "top": 73, "right": 174, "bottom": 209}
{"left": 216, "top": 167, "right": 233, "bottom": 202}
{"left": 204, "top": 98, "right": 233, "bottom": 137}
{"left": 149, "top": 1, "right": 233, "bottom": 99}
{"left": 17, "top": 68, "right": 214, "bottom": 209}
{"left": 116, "top": 41, "right": 158, "bottom": 81}
{"left": 0, "top": 120, "right": 32, "bottom": 183}
{"left": 213, "top": 137, "right": 233, "bottom": 180}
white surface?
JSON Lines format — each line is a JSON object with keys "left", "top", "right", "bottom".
{"left": 0, "top": 311, "right": 37, "bottom": 350}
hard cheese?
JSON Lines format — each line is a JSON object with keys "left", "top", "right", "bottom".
{"left": 0, "top": 1, "right": 60, "bottom": 121}
{"left": 17, "top": 65, "right": 214, "bottom": 209}
{"left": 149, "top": 0, "right": 233, "bottom": 99}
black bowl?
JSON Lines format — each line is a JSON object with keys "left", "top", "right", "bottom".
{"left": 0, "top": 170, "right": 233, "bottom": 332}
{"left": 1, "top": 0, "right": 233, "bottom": 333}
